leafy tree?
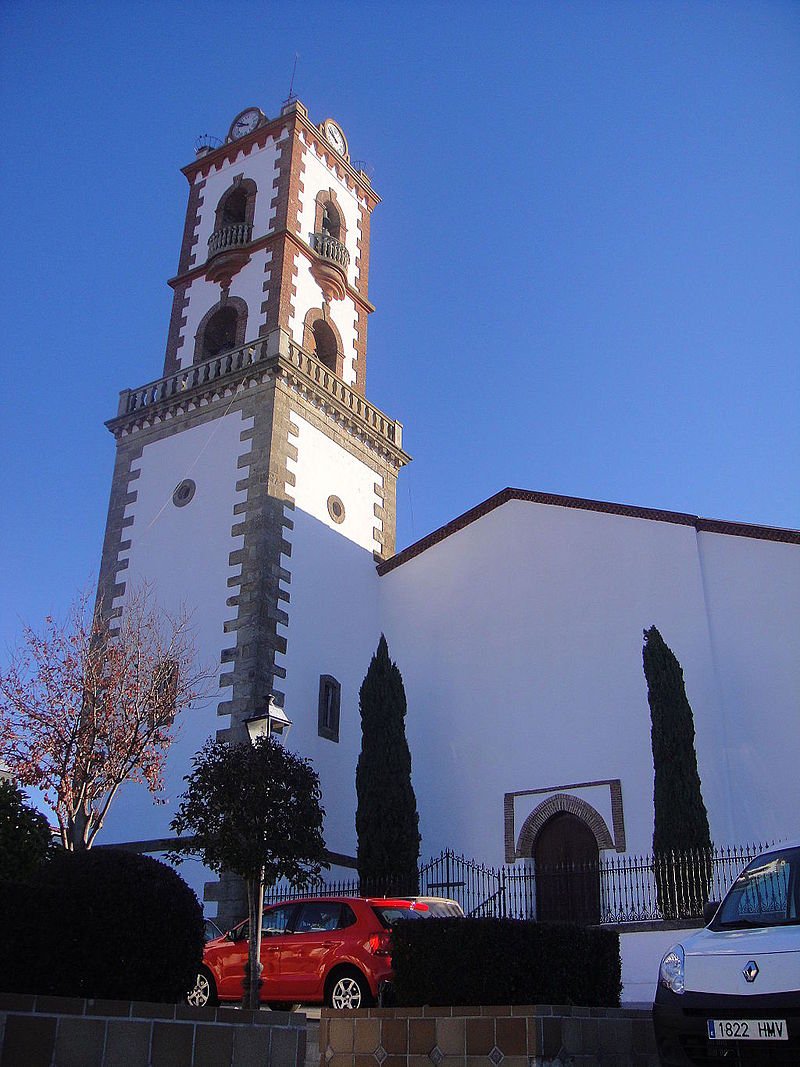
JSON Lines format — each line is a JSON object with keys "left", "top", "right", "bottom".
{"left": 0, "top": 584, "right": 210, "bottom": 850}
{"left": 356, "top": 634, "right": 420, "bottom": 895}
{"left": 643, "top": 625, "right": 712, "bottom": 917}
{"left": 170, "top": 735, "right": 326, "bottom": 1010}
{"left": 0, "top": 779, "right": 55, "bottom": 881}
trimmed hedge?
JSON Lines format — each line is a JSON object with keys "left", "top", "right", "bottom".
{"left": 0, "top": 849, "right": 204, "bottom": 1002}
{"left": 390, "top": 918, "right": 621, "bottom": 1007}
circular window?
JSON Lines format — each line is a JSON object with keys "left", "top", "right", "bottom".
{"left": 172, "top": 479, "right": 196, "bottom": 508}
{"left": 327, "top": 495, "right": 346, "bottom": 524}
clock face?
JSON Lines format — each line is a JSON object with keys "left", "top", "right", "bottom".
{"left": 229, "top": 108, "right": 262, "bottom": 141}
{"left": 324, "top": 120, "right": 346, "bottom": 156}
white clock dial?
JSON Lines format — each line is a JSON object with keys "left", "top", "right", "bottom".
{"left": 324, "top": 121, "right": 346, "bottom": 155}
{"left": 229, "top": 108, "right": 262, "bottom": 141}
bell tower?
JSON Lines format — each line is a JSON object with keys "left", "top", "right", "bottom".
{"left": 97, "top": 100, "right": 410, "bottom": 924}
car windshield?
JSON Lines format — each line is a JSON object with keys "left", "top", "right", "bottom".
{"left": 715, "top": 846, "right": 800, "bottom": 928}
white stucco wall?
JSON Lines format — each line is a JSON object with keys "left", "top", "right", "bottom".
{"left": 278, "top": 412, "right": 384, "bottom": 858}
{"left": 104, "top": 411, "right": 251, "bottom": 899}
{"left": 697, "top": 531, "right": 800, "bottom": 842}
{"left": 377, "top": 498, "right": 798, "bottom": 866}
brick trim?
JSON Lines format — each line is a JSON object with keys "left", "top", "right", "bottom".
{"left": 505, "top": 779, "right": 626, "bottom": 862}
{"left": 516, "top": 793, "right": 615, "bottom": 858}
{"left": 378, "top": 487, "right": 800, "bottom": 575}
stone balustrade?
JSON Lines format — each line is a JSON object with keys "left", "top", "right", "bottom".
{"left": 113, "top": 338, "right": 404, "bottom": 454}
{"left": 117, "top": 342, "right": 267, "bottom": 417}
{"left": 310, "top": 231, "right": 350, "bottom": 269}
{"left": 283, "top": 342, "right": 402, "bottom": 449}
{"left": 207, "top": 222, "right": 254, "bottom": 257}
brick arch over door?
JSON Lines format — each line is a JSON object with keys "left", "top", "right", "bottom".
{"left": 516, "top": 793, "right": 614, "bottom": 859}
{"left": 303, "top": 308, "right": 344, "bottom": 378}
{"left": 193, "top": 296, "right": 249, "bottom": 364}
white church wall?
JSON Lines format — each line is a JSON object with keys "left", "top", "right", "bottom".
{"left": 279, "top": 412, "right": 384, "bottom": 858}
{"left": 378, "top": 498, "right": 740, "bottom": 866}
{"left": 697, "top": 531, "right": 800, "bottom": 844}
{"left": 104, "top": 411, "right": 250, "bottom": 896}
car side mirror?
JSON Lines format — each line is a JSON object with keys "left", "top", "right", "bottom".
{"left": 703, "top": 900, "right": 719, "bottom": 925}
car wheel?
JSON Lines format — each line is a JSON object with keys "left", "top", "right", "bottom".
{"left": 267, "top": 1001, "right": 299, "bottom": 1012}
{"left": 326, "top": 968, "right": 373, "bottom": 1010}
{"left": 187, "top": 967, "right": 218, "bottom": 1007}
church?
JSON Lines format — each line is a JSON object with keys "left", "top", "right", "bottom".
{"left": 98, "top": 99, "right": 800, "bottom": 937}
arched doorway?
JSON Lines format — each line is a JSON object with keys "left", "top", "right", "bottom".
{"left": 534, "top": 812, "right": 600, "bottom": 924}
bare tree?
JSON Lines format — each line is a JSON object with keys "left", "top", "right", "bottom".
{"left": 0, "top": 584, "right": 210, "bottom": 850}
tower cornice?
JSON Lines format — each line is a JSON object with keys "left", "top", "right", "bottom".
{"left": 181, "top": 102, "right": 381, "bottom": 210}
{"left": 106, "top": 336, "right": 410, "bottom": 470}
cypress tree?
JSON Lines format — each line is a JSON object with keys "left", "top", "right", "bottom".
{"left": 356, "top": 635, "right": 420, "bottom": 895}
{"left": 643, "top": 625, "right": 712, "bottom": 916}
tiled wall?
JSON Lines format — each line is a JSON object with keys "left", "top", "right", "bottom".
{"left": 319, "top": 1004, "right": 659, "bottom": 1067}
{"left": 0, "top": 993, "right": 306, "bottom": 1067}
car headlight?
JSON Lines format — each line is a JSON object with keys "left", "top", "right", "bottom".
{"left": 659, "top": 943, "right": 685, "bottom": 994}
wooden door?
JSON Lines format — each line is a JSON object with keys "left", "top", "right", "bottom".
{"left": 534, "top": 812, "right": 600, "bottom": 924}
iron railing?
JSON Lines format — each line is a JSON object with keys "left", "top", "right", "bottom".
{"left": 262, "top": 843, "right": 771, "bottom": 925}
{"left": 207, "top": 222, "right": 253, "bottom": 257}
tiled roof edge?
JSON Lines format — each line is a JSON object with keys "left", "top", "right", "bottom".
{"left": 376, "top": 487, "right": 800, "bottom": 576}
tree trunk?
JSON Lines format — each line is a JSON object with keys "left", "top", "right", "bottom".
{"left": 243, "top": 868, "right": 265, "bottom": 1010}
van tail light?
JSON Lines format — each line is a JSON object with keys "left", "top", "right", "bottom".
{"left": 366, "top": 932, "right": 392, "bottom": 956}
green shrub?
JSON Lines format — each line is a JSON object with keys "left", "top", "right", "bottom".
{"left": 0, "top": 849, "right": 204, "bottom": 1002}
{"left": 0, "top": 881, "right": 59, "bottom": 994}
{"left": 390, "top": 918, "right": 621, "bottom": 1007}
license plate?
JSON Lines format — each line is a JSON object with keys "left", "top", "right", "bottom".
{"left": 707, "top": 1019, "right": 788, "bottom": 1041}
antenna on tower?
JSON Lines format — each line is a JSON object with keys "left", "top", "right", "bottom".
{"left": 283, "top": 53, "right": 299, "bottom": 108}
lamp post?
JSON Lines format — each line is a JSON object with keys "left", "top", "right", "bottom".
{"left": 243, "top": 699, "right": 293, "bottom": 743}
{"left": 240, "top": 696, "right": 292, "bottom": 1008}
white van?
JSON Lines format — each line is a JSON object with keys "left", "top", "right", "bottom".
{"left": 653, "top": 838, "right": 800, "bottom": 1065}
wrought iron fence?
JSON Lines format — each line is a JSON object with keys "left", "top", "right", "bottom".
{"left": 263, "top": 843, "right": 770, "bottom": 925}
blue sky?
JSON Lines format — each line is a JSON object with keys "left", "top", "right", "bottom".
{"left": 1, "top": 0, "right": 798, "bottom": 653}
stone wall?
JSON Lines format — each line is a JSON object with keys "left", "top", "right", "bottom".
{"left": 319, "top": 1004, "right": 659, "bottom": 1067}
{"left": 0, "top": 993, "right": 306, "bottom": 1067}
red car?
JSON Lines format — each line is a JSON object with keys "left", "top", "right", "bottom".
{"left": 188, "top": 895, "right": 462, "bottom": 1010}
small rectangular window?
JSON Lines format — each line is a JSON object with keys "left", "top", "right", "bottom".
{"left": 318, "top": 675, "right": 341, "bottom": 742}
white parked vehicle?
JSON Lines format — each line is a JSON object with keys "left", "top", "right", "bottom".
{"left": 653, "top": 838, "right": 800, "bottom": 1064}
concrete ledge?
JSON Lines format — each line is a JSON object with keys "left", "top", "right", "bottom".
{"left": 319, "top": 1003, "right": 659, "bottom": 1066}
{"left": 0, "top": 993, "right": 306, "bottom": 1067}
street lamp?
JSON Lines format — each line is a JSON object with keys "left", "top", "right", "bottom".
{"left": 244, "top": 698, "right": 293, "bottom": 743}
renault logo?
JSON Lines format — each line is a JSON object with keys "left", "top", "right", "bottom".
{"left": 742, "top": 961, "right": 759, "bottom": 983}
